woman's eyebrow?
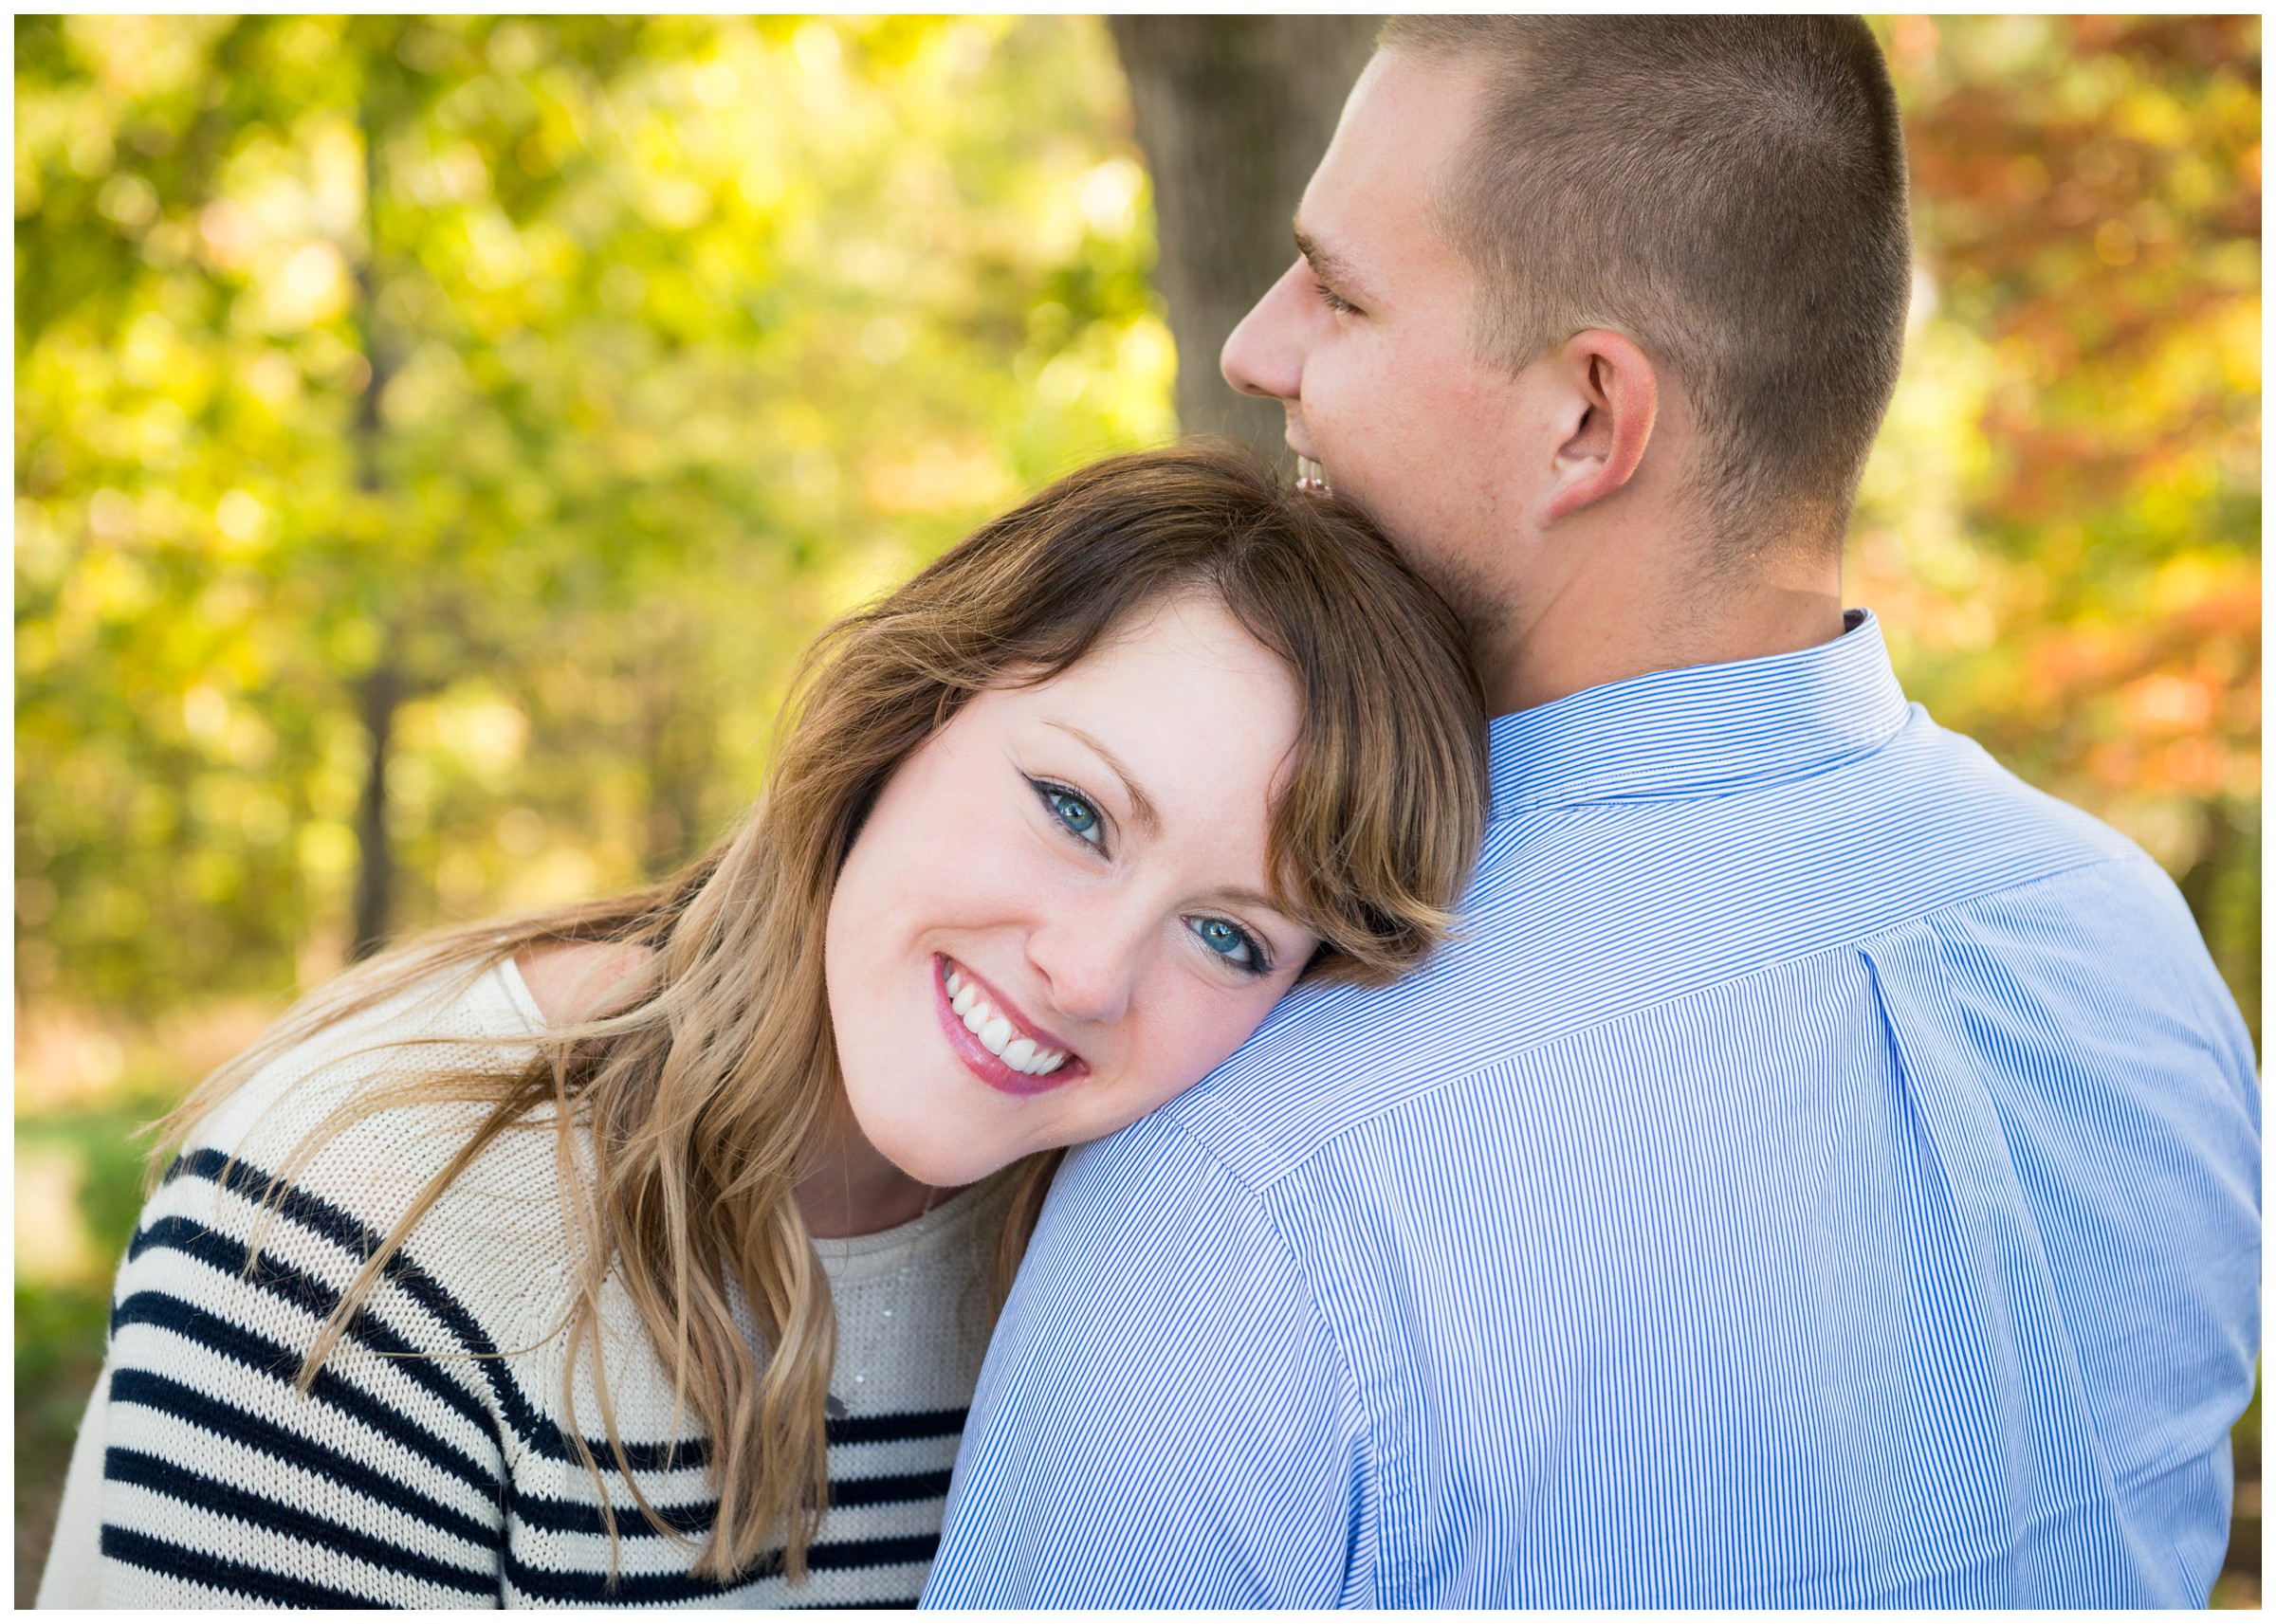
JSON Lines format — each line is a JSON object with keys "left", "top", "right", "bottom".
{"left": 1041, "top": 721, "right": 1160, "bottom": 835}
{"left": 1209, "top": 885, "right": 1295, "bottom": 922}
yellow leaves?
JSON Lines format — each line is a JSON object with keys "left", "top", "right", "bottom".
{"left": 307, "top": 122, "right": 365, "bottom": 240}
{"left": 639, "top": 174, "right": 713, "bottom": 233}
{"left": 96, "top": 172, "right": 157, "bottom": 233}
{"left": 791, "top": 22, "right": 844, "bottom": 84}
{"left": 496, "top": 806, "right": 549, "bottom": 855}
{"left": 214, "top": 484, "right": 270, "bottom": 548}
{"left": 196, "top": 197, "right": 258, "bottom": 272}
{"left": 75, "top": 547, "right": 154, "bottom": 623}
{"left": 267, "top": 240, "right": 354, "bottom": 329}
{"left": 688, "top": 58, "right": 742, "bottom": 111}
{"left": 425, "top": 690, "right": 534, "bottom": 785}
{"left": 297, "top": 820, "right": 359, "bottom": 881}
{"left": 462, "top": 212, "right": 529, "bottom": 293}
{"left": 485, "top": 20, "right": 551, "bottom": 80}
{"left": 87, "top": 487, "right": 136, "bottom": 541}
{"left": 15, "top": 1145, "right": 103, "bottom": 1288}
{"left": 380, "top": 339, "right": 476, "bottom": 429}
{"left": 64, "top": 12, "right": 230, "bottom": 104}
{"left": 398, "top": 138, "right": 492, "bottom": 210}
{"left": 181, "top": 683, "right": 278, "bottom": 768}
{"left": 863, "top": 442, "right": 1016, "bottom": 517}
{"left": 180, "top": 683, "right": 229, "bottom": 740}
{"left": 1035, "top": 352, "right": 1090, "bottom": 408}
{"left": 245, "top": 350, "right": 303, "bottom": 407}
{"left": 2214, "top": 294, "right": 2261, "bottom": 392}
{"left": 1079, "top": 158, "right": 1147, "bottom": 240}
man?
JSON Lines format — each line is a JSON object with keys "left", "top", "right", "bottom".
{"left": 922, "top": 17, "right": 2259, "bottom": 1608}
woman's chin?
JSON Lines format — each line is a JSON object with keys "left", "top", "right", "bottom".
{"left": 847, "top": 1089, "right": 1022, "bottom": 1190}
{"left": 880, "top": 1133, "right": 1011, "bottom": 1191}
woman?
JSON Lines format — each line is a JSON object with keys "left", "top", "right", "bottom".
{"left": 39, "top": 443, "right": 1488, "bottom": 1608}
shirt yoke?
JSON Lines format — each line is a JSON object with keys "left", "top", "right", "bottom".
{"left": 1156, "top": 710, "right": 2176, "bottom": 1193}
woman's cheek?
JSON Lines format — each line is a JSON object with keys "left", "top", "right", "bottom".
{"left": 1131, "top": 978, "right": 1243, "bottom": 1120}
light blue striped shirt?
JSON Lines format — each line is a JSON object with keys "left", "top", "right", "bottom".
{"left": 923, "top": 611, "right": 2261, "bottom": 1609}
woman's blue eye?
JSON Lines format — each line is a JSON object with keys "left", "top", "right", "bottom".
{"left": 1190, "top": 915, "right": 1266, "bottom": 973}
{"left": 1036, "top": 781, "right": 1103, "bottom": 846}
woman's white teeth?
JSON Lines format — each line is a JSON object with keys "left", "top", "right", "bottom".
{"left": 944, "top": 964, "right": 1070, "bottom": 1075}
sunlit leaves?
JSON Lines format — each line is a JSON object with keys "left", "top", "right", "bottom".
{"left": 17, "top": 15, "right": 1171, "bottom": 1006}
{"left": 1859, "top": 15, "right": 2259, "bottom": 1033}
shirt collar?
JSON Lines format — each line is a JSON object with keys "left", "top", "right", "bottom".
{"left": 1485, "top": 609, "right": 1911, "bottom": 816}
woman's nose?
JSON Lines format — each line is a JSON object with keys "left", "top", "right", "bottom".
{"left": 1024, "top": 909, "right": 1147, "bottom": 1029}
{"left": 1220, "top": 256, "right": 1311, "bottom": 403}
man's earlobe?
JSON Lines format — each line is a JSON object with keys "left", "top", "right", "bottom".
{"left": 1543, "top": 332, "right": 1659, "bottom": 525}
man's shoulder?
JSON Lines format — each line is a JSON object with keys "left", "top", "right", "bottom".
{"left": 1153, "top": 706, "right": 2193, "bottom": 1189}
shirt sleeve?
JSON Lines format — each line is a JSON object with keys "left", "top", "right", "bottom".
{"left": 921, "top": 1108, "right": 1370, "bottom": 1609}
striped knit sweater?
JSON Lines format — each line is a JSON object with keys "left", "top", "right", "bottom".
{"left": 37, "top": 962, "right": 1018, "bottom": 1608}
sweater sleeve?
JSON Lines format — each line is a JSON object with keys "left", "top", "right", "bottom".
{"left": 52, "top": 1144, "right": 512, "bottom": 1608}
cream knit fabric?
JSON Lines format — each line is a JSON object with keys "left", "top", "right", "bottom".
{"left": 38, "top": 961, "right": 1016, "bottom": 1608}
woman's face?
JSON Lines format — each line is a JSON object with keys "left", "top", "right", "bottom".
{"left": 824, "top": 593, "right": 1318, "bottom": 1189}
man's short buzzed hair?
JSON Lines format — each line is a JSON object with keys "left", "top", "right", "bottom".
{"left": 1378, "top": 16, "right": 1913, "bottom": 557}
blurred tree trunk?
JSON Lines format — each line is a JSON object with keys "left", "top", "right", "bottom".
{"left": 350, "top": 662, "right": 401, "bottom": 958}
{"left": 1108, "top": 17, "right": 1381, "bottom": 461}
{"left": 349, "top": 46, "right": 403, "bottom": 960}
{"left": 635, "top": 626, "right": 718, "bottom": 878}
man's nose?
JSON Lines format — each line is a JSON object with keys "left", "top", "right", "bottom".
{"left": 1220, "top": 256, "right": 1310, "bottom": 403}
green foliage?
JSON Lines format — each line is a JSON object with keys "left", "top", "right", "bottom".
{"left": 17, "top": 15, "right": 1172, "bottom": 1005}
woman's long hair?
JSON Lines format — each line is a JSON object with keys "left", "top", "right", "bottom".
{"left": 151, "top": 439, "right": 1490, "bottom": 1582}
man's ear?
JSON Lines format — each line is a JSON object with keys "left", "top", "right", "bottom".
{"left": 1542, "top": 330, "right": 1659, "bottom": 525}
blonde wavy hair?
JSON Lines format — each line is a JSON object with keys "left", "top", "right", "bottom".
{"left": 152, "top": 439, "right": 1490, "bottom": 1584}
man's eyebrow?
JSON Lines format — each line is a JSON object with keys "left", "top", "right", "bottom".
{"left": 1042, "top": 721, "right": 1160, "bottom": 836}
{"left": 1294, "top": 227, "right": 1364, "bottom": 297}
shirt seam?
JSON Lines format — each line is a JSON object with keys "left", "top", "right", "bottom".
{"left": 1918, "top": 893, "right": 2250, "bottom": 1505}
{"left": 1145, "top": 1106, "right": 1381, "bottom": 1608}
{"left": 1230, "top": 848, "right": 2151, "bottom": 1200}
{"left": 1485, "top": 709, "right": 1915, "bottom": 822}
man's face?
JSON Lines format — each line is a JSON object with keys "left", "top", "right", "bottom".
{"left": 1221, "top": 49, "right": 1547, "bottom": 634}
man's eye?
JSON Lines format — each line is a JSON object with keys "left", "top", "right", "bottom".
{"left": 1033, "top": 780, "right": 1104, "bottom": 847}
{"left": 1315, "top": 280, "right": 1359, "bottom": 316}
{"left": 1188, "top": 915, "right": 1268, "bottom": 975}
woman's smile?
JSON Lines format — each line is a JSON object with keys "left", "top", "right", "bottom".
{"left": 933, "top": 953, "right": 1088, "bottom": 1095}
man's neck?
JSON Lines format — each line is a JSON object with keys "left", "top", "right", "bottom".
{"left": 1479, "top": 538, "right": 1847, "bottom": 717}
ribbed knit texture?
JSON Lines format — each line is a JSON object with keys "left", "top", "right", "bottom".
{"left": 39, "top": 961, "right": 1014, "bottom": 1609}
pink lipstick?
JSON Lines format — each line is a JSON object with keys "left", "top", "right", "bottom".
{"left": 932, "top": 954, "right": 1087, "bottom": 1097}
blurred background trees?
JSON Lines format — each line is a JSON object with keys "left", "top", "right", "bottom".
{"left": 13, "top": 14, "right": 2260, "bottom": 1602}
{"left": 1108, "top": 15, "right": 1377, "bottom": 447}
